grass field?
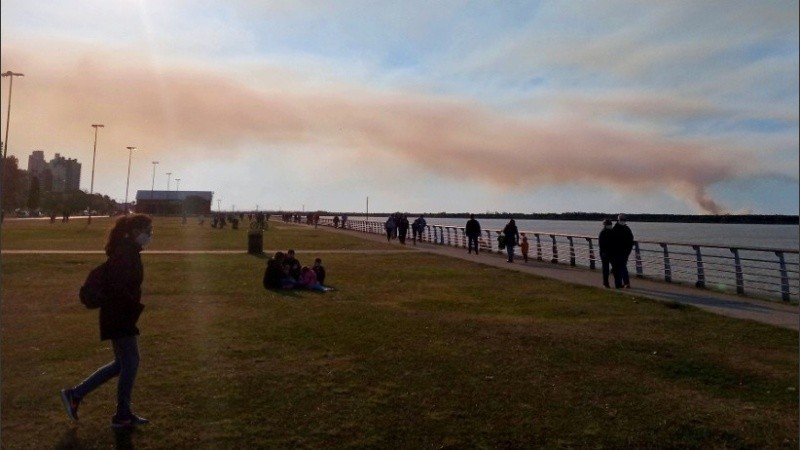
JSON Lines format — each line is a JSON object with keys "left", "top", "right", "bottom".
{"left": 1, "top": 217, "right": 797, "bottom": 449}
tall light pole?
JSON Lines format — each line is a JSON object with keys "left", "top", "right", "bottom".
{"left": 1, "top": 71, "right": 24, "bottom": 216}
{"left": 150, "top": 161, "right": 159, "bottom": 215}
{"left": 166, "top": 172, "right": 172, "bottom": 191}
{"left": 87, "top": 124, "right": 104, "bottom": 224}
{"left": 1, "top": 71, "right": 24, "bottom": 161}
{"left": 217, "top": 199, "right": 222, "bottom": 213}
{"left": 150, "top": 162, "right": 159, "bottom": 195}
{"left": 124, "top": 146, "right": 136, "bottom": 214}
{"left": 175, "top": 178, "right": 180, "bottom": 191}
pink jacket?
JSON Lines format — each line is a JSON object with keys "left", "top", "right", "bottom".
{"left": 299, "top": 268, "right": 318, "bottom": 287}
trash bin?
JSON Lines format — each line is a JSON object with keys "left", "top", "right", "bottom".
{"left": 248, "top": 222, "right": 264, "bottom": 254}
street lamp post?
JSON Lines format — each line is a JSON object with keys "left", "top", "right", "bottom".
{"left": 175, "top": 178, "right": 180, "bottom": 191}
{"left": 150, "top": 161, "right": 159, "bottom": 214}
{"left": 124, "top": 146, "right": 136, "bottom": 214}
{"left": 87, "top": 124, "right": 104, "bottom": 224}
{"left": 217, "top": 199, "right": 221, "bottom": 213}
{"left": 166, "top": 172, "right": 172, "bottom": 191}
{"left": 1, "top": 71, "right": 24, "bottom": 217}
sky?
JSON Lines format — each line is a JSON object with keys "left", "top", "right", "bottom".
{"left": 1, "top": 1, "right": 798, "bottom": 215}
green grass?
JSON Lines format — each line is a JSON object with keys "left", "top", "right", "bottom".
{"left": 0, "top": 216, "right": 399, "bottom": 251}
{"left": 1, "top": 218, "right": 798, "bottom": 449}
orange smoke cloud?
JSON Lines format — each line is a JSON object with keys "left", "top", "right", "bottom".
{"left": 2, "top": 40, "right": 765, "bottom": 213}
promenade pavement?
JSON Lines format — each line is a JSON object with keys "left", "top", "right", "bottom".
{"left": 322, "top": 225, "right": 799, "bottom": 331}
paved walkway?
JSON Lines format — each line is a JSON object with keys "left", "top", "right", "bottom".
{"left": 322, "top": 225, "right": 799, "bottom": 331}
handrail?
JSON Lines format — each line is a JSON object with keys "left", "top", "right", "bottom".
{"left": 317, "top": 218, "right": 799, "bottom": 302}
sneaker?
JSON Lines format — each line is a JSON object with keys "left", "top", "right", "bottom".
{"left": 60, "top": 389, "right": 80, "bottom": 421}
{"left": 111, "top": 413, "right": 150, "bottom": 429}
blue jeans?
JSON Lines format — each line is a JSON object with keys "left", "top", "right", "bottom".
{"left": 73, "top": 335, "right": 140, "bottom": 416}
{"left": 506, "top": 245, "right": 515, "bottom": 262}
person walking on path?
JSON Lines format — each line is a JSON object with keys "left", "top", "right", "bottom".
{"left": 612, "top": 214, "right": 634, "bottom": 288}
{"left": 398, "top": 215, "right": 410, "bottom": 245}
{"left": 520, "top": 233, "right": 530, "bottom": 263}
{"left": 412, "top": 215, "right": 426, "bottom": 245}
{"left": 598, "top": 218, "right": 614, "bottom": 288}
{"left": 465, "top": 214, "right": 482, "bottom": 254}
{"left": 384, "top": 215, "right": 396, "bottom": 242}
{"left": 60, "top": 214, "right": 153, "bottom": 429}
{"left": 503, "top": 219, "right": 520, "bottom": 263}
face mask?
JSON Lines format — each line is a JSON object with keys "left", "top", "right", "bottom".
{"left": 136, "top": 232, "right": 152, "bottom": 248}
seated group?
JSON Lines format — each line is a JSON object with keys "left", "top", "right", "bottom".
{"left": 263, "top": 249, "right": 332, "bottom": 292}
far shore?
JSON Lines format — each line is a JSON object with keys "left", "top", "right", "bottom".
{"left": 301, "top": 212, "right": 799, "bottom": 225}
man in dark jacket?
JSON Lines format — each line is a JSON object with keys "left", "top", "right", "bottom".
{"left": 412, "top": 215, "right": 426, "bottom": 244}
{"left": 612, "top": 214, "right": 635, "bottom": 288}
{"left": 503, "top": 219, "right": 520, "bottom": 262}
{"left": 465, "top": 214, "right": 482, "bottom": 254}
{"left": 398, "top": 215, "right": 410, "bottom": 244}
{"left": 283, "top": 249, "right": 302, "bottom": 280}
{"left": 598, "top": 219, "right": 614, "bottom": 288}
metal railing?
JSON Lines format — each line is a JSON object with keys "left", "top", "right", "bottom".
{"left": 319, "top": 218, "right": 799, "bottom": 302}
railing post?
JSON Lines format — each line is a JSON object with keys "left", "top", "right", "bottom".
{"left": 660, "top": 243, "right": 672, "bottom": 282}
{"left": 586, "top": 238, "right": 595, "bottom": 270}
{"left": 446, "top": 228, "right": 452, "bottom": 246}
{"left": 461, "top": 229, "right": 467, "bottom": 248}
{"left": 730, "top": 248, "right": 744, "bottom": 295}
{"left": 485, "top": 230, "right": 493, "bottom": 253}
{"left": 439, "top": 226, "right": 445, "bottom": 245}
{"left": 634, "top": 242, "right": 643, "bottom": 278}
{"left": 550, "top": 235, "right": 558, "bottom": 264}
{"left": 692, "top": 245, "right": 705, "bottom": 288}
{"left": 776, "top": 251, "right": 790, "bottom": 302}
{"left": 535, "top": 234, "right": 542, "bottom": 261}
{"left": 568, "top": 236, "right": 576, "bottom": 266}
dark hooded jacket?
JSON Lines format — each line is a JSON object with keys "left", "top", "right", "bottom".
{"left": 100, "top": 241, "right": 145, "bottom": 341}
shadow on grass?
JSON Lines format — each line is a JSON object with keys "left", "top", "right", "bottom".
{"left": 55, "top": 426, "right": 138, "bottom": 450}
{"left": 268, "top": 288, "right": 302, "bottom": 298}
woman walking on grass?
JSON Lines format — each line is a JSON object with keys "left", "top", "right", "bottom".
{"left": 61, "top": 214, "right": 153, "bottom": 429}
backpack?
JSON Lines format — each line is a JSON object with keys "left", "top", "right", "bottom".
{"left": 80, "top": 261, "right": 109, "bottom": 309}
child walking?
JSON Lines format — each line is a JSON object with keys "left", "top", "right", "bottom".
{"left": 520, "top": 233, "right": 530, "bottom": 263}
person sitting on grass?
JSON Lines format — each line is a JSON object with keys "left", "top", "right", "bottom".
{"left": 283, "top": 249, "right": 302, "bottom": 280}
{"left": 297, "top": 266, "right": 329, "bottom": 292}
{"left": 263, "top": 252, "right": 295, "bottom": 290}
{"left": 312, "top": 258, "right": 326, "bottom": 285}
